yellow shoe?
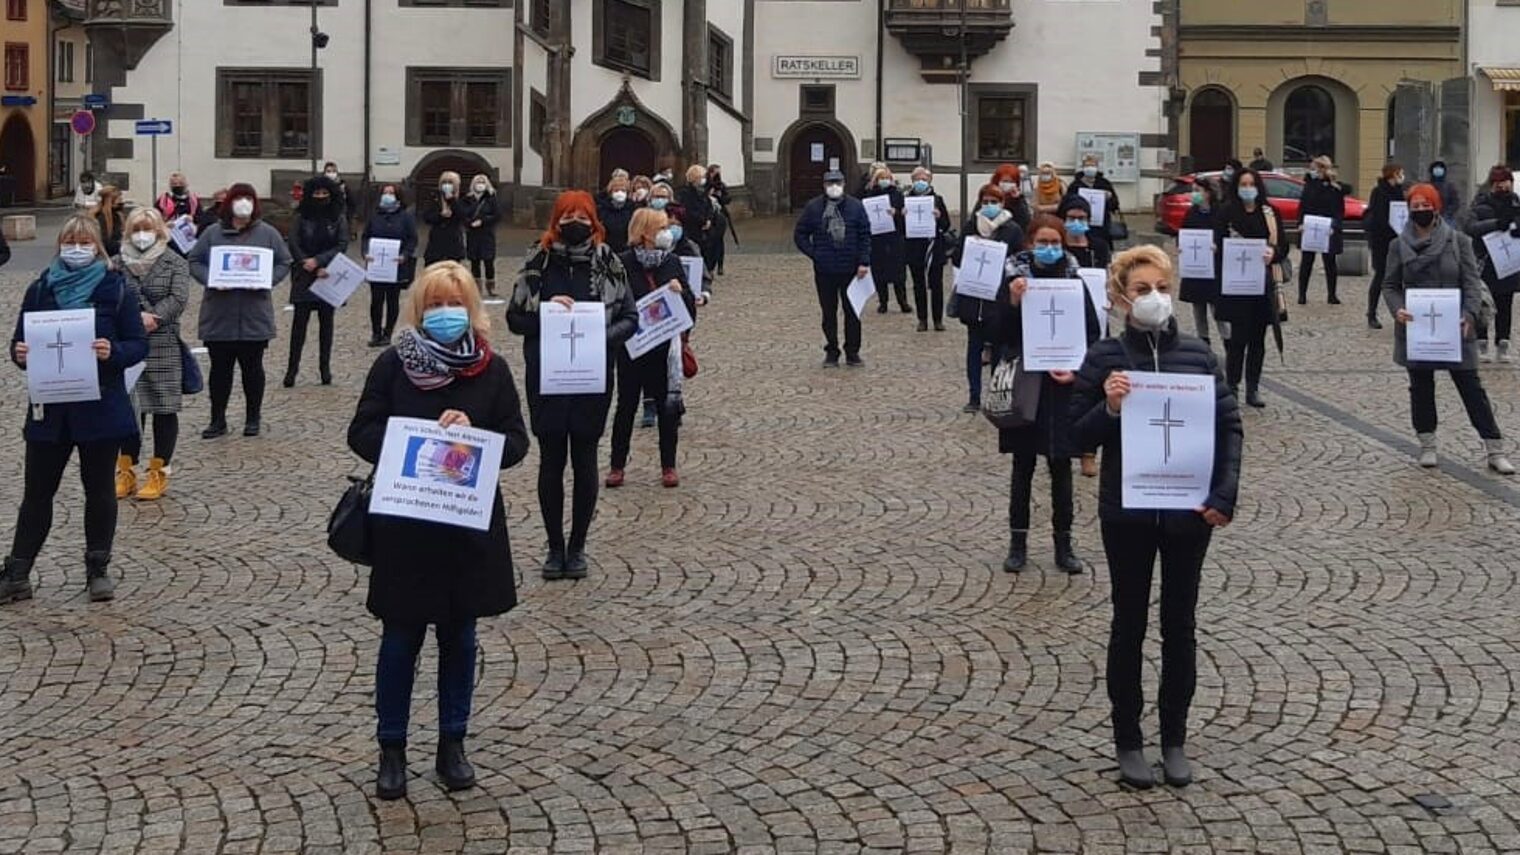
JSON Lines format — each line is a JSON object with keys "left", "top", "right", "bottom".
{"left": 136, "top": 458, "right": 170, "bottom": 501}
{"left": 115, "top": 455, "right": 136, "bottom": 499}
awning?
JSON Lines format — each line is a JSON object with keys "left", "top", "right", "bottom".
{"left": 1480, "top": 67, "right": 1520, "bottom": 92}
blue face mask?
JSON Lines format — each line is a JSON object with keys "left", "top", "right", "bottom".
{"left": 877, "top": 179, "right": 893, "bottom": 189}
{"left": 650, "top": 197, "right": 669, "bottom": 211}
{"left": 980, "top": 204, "right": 1003, "bottom": 220}
{"left": 422, "top": 306, "right": 471, "bottom": 344}
{"left": 1034, "top": 246, "right": 1065, "bottom": 266}
{"left": 1065, "top": 219, "right": 1090, "bottom": 237}
{"left": 667, "top": 224, "right": 684, "bottom": 243}
{"left": 1238, "top": 187, "right": 1259, "bottom": 204}
{"left": 1432, "top": 167, "right": 1446, "bottom": 179}
{"left": 912, "top": 180, "right": 930, "bottom": 194}
{"left": 379, "top": 193, "right": 398, "bottom": 210}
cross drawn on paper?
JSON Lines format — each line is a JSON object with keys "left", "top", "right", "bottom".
{"left": 370, "top": 241, "right": 396, "bottom": 271}
{"left": 912, "top": 200, "right": 928, "bottom": 228}
{"left": 46, "top": 328, "right": 75, "bottom": 374}
{"left": 1422, "top": 300, "right": 1444, "bottom": 337}
{"left": 1233, "top": 245, "right": 1257, "bottom": 277}
{"left": 1495, "top": 235, "right": 1517, "bottom": 264}
{"left": 561, "top": 316, "right": 586, "bottom": 363}
{"left": 1040, "top": 293, "right": 1066, "bottom": 339}
{"left": 970, "top": 248, "right": 994, "bottom": 281}
{"left": 325, "top": 263, "right": 359, "bottom": 294}
{"left": 1185, "top": 236, "right": 1207, "bottom": 264}
{"left": 1149, "top": 398, "right": 1186, "bottom": 465}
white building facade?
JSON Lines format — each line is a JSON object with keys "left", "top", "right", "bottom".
{"left": 1469, "top": 0, "right": 1520, "bottom": 182}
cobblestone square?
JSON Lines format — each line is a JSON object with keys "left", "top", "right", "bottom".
{"left": 1, "top": 251, "right": 1518, "bottom": 854}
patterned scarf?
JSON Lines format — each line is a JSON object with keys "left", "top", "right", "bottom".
{"left": 394, "top": 326, "right": 491, "bottom": 390}
{"left": 120, "top": 239, "right": 169, "bottom": 278}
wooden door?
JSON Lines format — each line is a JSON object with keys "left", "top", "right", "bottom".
{"left": 599, "top": 127, "right": 657, "bottom": 184}
{"left": 0, "top": 115, "right": 36, "bottom": 205}
{"left": 1189, "top": 90, "right": 1234, "bottom": 173}
{"left": 790, "top": 124, "right": 845, "bottom": 209}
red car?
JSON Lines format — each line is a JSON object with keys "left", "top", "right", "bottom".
{"left": 1155, "top": 171, "right": 1367, "bottom": 238}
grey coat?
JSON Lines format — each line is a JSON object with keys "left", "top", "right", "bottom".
{"left": 119, "top": 250, "right": 191, "bottom": 414}
{"left": 1382, "top": 219, "right": 1484, "bottom": 371}
{"left": 187, "top": 220, "right": 293, "bottom": 342}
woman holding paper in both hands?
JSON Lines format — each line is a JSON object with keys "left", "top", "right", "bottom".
{"left": 362, "top": 183, "right": 419, "bottom": 347}
{"left": 904, "top": 167, "right": 951, "bottom": 331}
{"left": 507, "top": 191, "right": 638, "bottom": 581}
{"left": 1070, "top": 244, "right": 1242, "bottom": 790}
{"left": 1296, "top": 155, "right": 1346, "bottom": 306}
{"left": 1177, "top": 181, "right": 1225, "bottom": 346}
{"left": 284, "top": 175, "right": 350, "bottom": 388}
{"left": 2, "top": 216, "right": 147, "bottom": 605}
{"left": 1383, "top": 184, "right": 1515, "bottom": 474}
{"left": 1213, "top": 168, "right": 1285, "bottom": 409}
{"left": 863, "top": 166, "right": 909, "bottom": 314}
{"left": 348, "top": 261, "right": 530, "bottom": 801}
{"left": 952, "top": 184, "right": 1026, "bottom": 413}
{"left": 1465, "top": 165, "right": 1520, "bottom": 362}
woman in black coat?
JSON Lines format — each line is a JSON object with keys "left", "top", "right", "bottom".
{"left": 1296, "top": 155, "right": 1347, "bottom": 305}
{"left": 1214, "top": 168, "right": 1286, "bottom": 408}
{"left": 1365, "top": 163, "right": 1408, "bottom": 329}
{"left": 507, "top": 191, "right": 638, "bottom": 581}
{"left": 596, "top": 175, "right": 636, "bottom": 254}
{"left": 904, "top": 167, "right": 952, "bottom": 331}
{"left": 863, "top": 166, "right": 909, "bottom": 314}
{"left": 1057, "top": 195, "right": 1111, "bottom": 270}
{"left": 997, "top": 215, "right": 1102, "bottom": 575}
{"left": 1070, "top": 244, "right": 1242, "bottom": 790}
{"left": 457, "top": 174, "right": 501, "bottom": 296}
{"left": 94, "top": 185, "right": 126, "bottom": 258}
{"left": 952, "top": 184, "right": 1027, "bottom": 412}
{"left": 1465, "top": 165, "right": 1520, "bottom": 361}
{"left": 705, "top": 164, "right": 732, "bottom": 275}
{"left": 675, "top": 165, "right": 716, "bottom": 263}
{"left": 422, "top": 170, "right": 466, "bottom": 265}
{"left": 284, "top": 175, "right": 349, "bottom": 387}
{"left": 347, "top": 262, "right": 530, "bottom": 801}
{"left": 1177, "top": 181, "right": 1222, "bottom": 345}
{"left": 361, "top": 183, "right": 419, "bottom": 346}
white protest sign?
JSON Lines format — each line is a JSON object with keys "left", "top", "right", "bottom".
{"left": 680, "top": 255, "right": 705, "bottom": 300}
{"left": 1078, "top": 187, "right": 1107, "bottom": 227}
{"left": 848, "top": 271, "right": 875, "bottom": 319}
{"left": 953, "top": 237, "right": 1009, "bottom": 301}
{"left": 1020, "top": 279, "right": 1089, "bottom": 371}
{"left": 1177, "top": 229, "right": 1215, "bottom": 280}
{"left": 207, "top": 245, "right": 275, "bottom": 290}
{"left": 308, "top": 253, "right": 368, "bottom": 308}
{"left": 862, "top": 194, "right": 895, "bottom": 235}
{"left": 905, "top": 196, "right": 936, "bottom": 239}
{"left": 1482, "top": 229, "right": 1520, "bottom": 280}
{"left": 626, "top": 288, "right": 694, "bottom": 359}
{"left": 1220, "top": 238, "right": 1267, "bottom": 296}
{"left": 366, "top": 238, "right": 403, "bottom": 284}
{"left": 169, "top": 217, "right": 198, "bottom": 254}
{"left": 1077, "top": 268, "right": 1109, "bottom": 338}
{"left": 1388, "top": 201, "right": 1409, "bottom": 236}
{"left": 1404, "top": 288, "right": 1463, "bottom": 364}
{"left": 369, "top": 417, "right": 505, "bottom": 532}
{"left": 1300, "top": 215, "right": 1333, "bottom": 254}
{"left": 24, "top": 309, "right": 101, "bottom": 404}
{"left": 539, "top": 301, "right": 607, "bottom": 395}
{"left": 1122, "top": 371, "right": 1216, "bottom": 510}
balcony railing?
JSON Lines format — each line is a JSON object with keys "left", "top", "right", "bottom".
{"left": 885, "top": 0, "right": 1015, "bottom": 83}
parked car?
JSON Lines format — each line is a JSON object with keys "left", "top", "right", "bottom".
{"left": 1155, "top": 171, "right": 1367, "bottom": 239}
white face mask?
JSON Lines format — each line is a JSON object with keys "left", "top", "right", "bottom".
{"left": 612, "top": 190, "right": 628, "bottom": 204}
{"left": 231, "top": 198, "right": 255, "bottom": 219}
{"left": 654, "top": 228, "right": 675, "bottom": 250}
{"left": 999, "top": 181, "right": 1015, "bottom": 193}
{"left": 633, "top": 188, "right": 649, "bottom": 202}
{"left": 440, "top": 183, "right": 455, "bottom": 197}
{"left": 59, "top": 244, "right": 97, "bottom": 269}
{"left": 131, "top": 231, "right": 157, "bottom": 251}
{"left": 825, "top": 184, "right": 844, "bottom": 200}
{"left": 1128, "top": 291, "right": 1174, "bottom": 330}
{"left": 324, "top": 170, "right": 338, "bottom": 179}
{"left": 473, "top": 183, "right": 487, "bottom": 194}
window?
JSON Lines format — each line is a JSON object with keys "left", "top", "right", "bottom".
{"left": 397, "top": 0, "right": 510, "bottom": 6}
{"left": 1283, "top": 84, "right": 1334, "bottom": 164}
{"left": 974, "top": 94, "right": 1030, "bottom": 162}
{"left": 529, "top": 88, "right": 547, "bottom": 154}
{"left": 215, "top": 68, "right": 320, "bottom": 158}
{"left": 222, "top": 1, "right": 337, "bottom": 5}
{"left": 5, "top": 0, "right": 25, "bottom": 21}
{"left": 708, "top": 25, "right": 733, "bottom": 103}
{"left": 405, "top": 68, "right": 512, "bottom": 147}
{"left": 84, "top": 43, "right": 92, "bottom": 83}
{"left": 594, "top": 0, "right": 659, "bottom": 80}
{"left": 3, "top": 43, "right": 27, "bottom": 91}
{"left": 56, "top": 41, "right": 73, "bottom": 84}
{"left": 1262, "top": 176, "right": 1301, "bottom": 201}
{"left": 1506, "top": 92, "right": 1520, "bottom": 168}
{"left": 530, "top": 0, "right": 550, "bottom": 33}
{"left": 49, "top": 121, "right": 70, "bottom": 189}
{"left": 800, "top": 85, "right": 834, "bottom": 116}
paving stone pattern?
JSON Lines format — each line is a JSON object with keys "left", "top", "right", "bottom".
{"left": 1, "top": 255, "right": 1519, "bottom": 854}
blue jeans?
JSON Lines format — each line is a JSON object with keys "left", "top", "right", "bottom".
{"left": 376, "top": 619, "right": 477, "bottom": 745}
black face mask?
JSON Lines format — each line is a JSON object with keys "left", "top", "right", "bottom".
{"left": 559, "top": 221, "right": 593, "bottom": 246}
{"left": 170, "top": 186, "right": 186, "bottom": 196}
{"left": 1410, "top": 209, "right": 1436, "bottom": 228}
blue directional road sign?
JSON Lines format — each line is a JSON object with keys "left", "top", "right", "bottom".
{"left": 83, "top": 94, "right": 109, "bottom": 109}
{"left": 134, "top": 119, "right": 173, "bottom": 136}
{"left": 0, "top": 95, "right": 38, "bottom": 107}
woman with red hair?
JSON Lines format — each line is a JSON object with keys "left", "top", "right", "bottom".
{"left": 508, "top": 191, "right": 638, "bottom": 580}
{"left": 992, "top": 163, "right": 1032, "bottom": 230}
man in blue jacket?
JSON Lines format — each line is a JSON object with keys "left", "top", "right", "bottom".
{"left": 794, "top": 170, "right": 872, "bottom": 367}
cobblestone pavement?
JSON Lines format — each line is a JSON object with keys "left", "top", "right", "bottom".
{"left": 1, "top": 251, "right": 1519, "bottom": 855}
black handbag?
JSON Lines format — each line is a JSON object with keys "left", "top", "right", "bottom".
{"left": 982, "top": 357, "right": 1043, "bottom": 430}
{"left": 327, "top": 474, "right": 374, "bottom": 565}
{"left": 179, "top": 339, "right": 203, "bottom": 395}
{"left": 1106, "top": 212, "right": 1129, "bottom": 243}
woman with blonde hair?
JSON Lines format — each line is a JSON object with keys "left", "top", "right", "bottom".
{"left": 422, "top": 170, "right": 467, "bottom": 265}
{"left": 863, "top": 165, "right": 909, "bottom": 313}
{"left": 1071, "top": 244, "right": 1242, "bottom": 789}
{"left": 348, "top": 261, "right": 530, "bottom": 800}
{"left": 597, "top": 174, "right": 636, "bottom": 253}
{"left": 2, "top": 216, "right": 148, "bottom": 604}
{"left": 676, "top": 164, "right": 716, "bottom": 258}
{"left": 114, "top": 207, "right": 192, "bottom": 500}
{"left": 1033, "top": 161, "right": 1066, "bottom": 214}
{"left": 459, "top": 173, "right": 501, "bottom": 295}
{"left": 1296, "top": 155, "right": 1347, "bottom": 305}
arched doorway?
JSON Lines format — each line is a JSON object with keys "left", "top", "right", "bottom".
{"left": 407, "top": 149, "right": 497, "bottom": 212}
{"left": 0, "top": 115, "right": 37, "bottom": 206}
{"left": 1283, "top": 84, "right": 1336, "bottom": 165}
{"left": 599, "top": 127, "right": 657, "bottom": 185}
{"left": 787, "top": 122, "right": 849, "bottom": 209}
{"left": 1188, "top": 88, "right": 1234, "bottom": 172}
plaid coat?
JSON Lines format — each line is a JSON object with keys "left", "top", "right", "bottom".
{"left": 120, "top": 250, "right": 191, "bottom": 414}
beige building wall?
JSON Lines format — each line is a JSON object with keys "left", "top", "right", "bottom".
{"left": 0, "top": 0, "right": 51, "bottom": 204}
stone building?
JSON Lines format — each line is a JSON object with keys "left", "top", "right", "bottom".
{"left": 1, "top": 0, "right": 52, "bottom": 205}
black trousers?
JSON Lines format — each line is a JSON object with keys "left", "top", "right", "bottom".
{"left": 537, "top": 431, "right": 600, "bottom": 554}
{"left": 1297, "top": 251, "right": 1338, "bottom": 300}
{"left": 610, "top": 351, "right": 678, "bottom": 470}
{"left": 1477, "top": 292, "right": 1515, "bottom": 344}
{"left": 1103, "top": 518, "right": 1210, "bottom": 750}
{"left": 814, "top": 270, "right": 863, "bottom": 358}
{"left": 1009, "top": 451, "right": 1074, "bottom": 533}
{"left": 1224, "top": 317, "right": 1267, "bottom": 390}
{"left": 706, "top": 224, "right": 727, "bottom": 274}
{"left": 206, "top": 341, "right": 267, "bottom": 425}
{"left": 10, "top": 439, "right": 119, "bottom": 560}
{"left": 288, "top": 302, "right": 334, "bottom": 377}
{"left": 908, "top": 259, "right": 945, "bottom": 325}
{"left": 121, "top": 413, "right": 179, "bottom": 464}
{"left": 469, "top": 258, "right": 496, "bottom": 284}
{"left": 1409, "top": 368, "right": 1502, "bottom": 439}
{"left": 369, "top": 285, "right": 401, "bottom": 338}
{"left": 1368, "top": 241, "right": 1389, "bottom": 319}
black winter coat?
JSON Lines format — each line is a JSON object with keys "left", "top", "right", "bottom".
{"left": 458, "top": 193, "right": 501, "bottom": 261}
{"left": 1465, "top": 189, "right": 1520, "bottom": 297}
{"left": 1366, "top": 179, "right": 1409, "bottom": 252}
{"left": 676, "top": 185, "right": 715, "bottom": 236}
{"left": 1066, "top": 173, "right": 1121, "bottom": 215}
{"left": 422, "top": 198, "right": 467, "bottom": 264}
{"left": 1213, "top": 202, "right": 1286, "bottom": 325}
{"left": 361, "top": 208, "right": 420, "bottom": 287}
{"left": 863, "top": 185, "right": 906, "bottom": 283}
{"left": 617, "top": 249, "right": 698, "bottom": 368}
{"left": 287, "top": 212, "right": 350, "bottom": 303}
{"left": 1065, "top": 238, "right": 1111, "bottom": 271}
{"left": 1178, "top": 205, "right": 1219, "bottom": 305}
{"left": 951, "top": 215, "right": 1025, "bottom": 328}
{"left": 1071, "top": 319, "right": 1243, "bottom": 524}
{"left": 903, "top": 190, "right": 951, "bottom": 269}
{"left": 597, "top": 197, "right": 637, "bottom": 254}
{"left": 347, "top": 348, "right": 530, "bottom": 624}
{"left": 1298, "top": 177, "right": 1346, "bottom": 256}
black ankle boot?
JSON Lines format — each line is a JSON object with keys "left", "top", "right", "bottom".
{"left": 202, "top": 419, "right": 228, "bottom": 440}
{"left": 282, "top": 372, "right": 296, "bottom": 388}
{"left": 1053, "top": 533, "right": 1084, "bottom": 574}
{"left": 435, "top": 736, "right": 476, "bottom": 791}
{"left": 0, "top": 555, "right": 35, "bottom": 603}
{"left": 1246, "top": 386, "right": 1265, "bottom": 408}
{"left": 85, "top": 551, "right": 115, "bottom": 602}
{"left": 1002, "top": 531, "right": 1028, "bottom": 573}
{"left": 377, "top": 743, "right": 407, "bottom": 800}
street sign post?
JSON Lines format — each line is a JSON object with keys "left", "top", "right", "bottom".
{"left": 135, "top": 120, "right": 174, "bottom": 199}
{"left": 70, "top": 111, "right": 96, "bottom": 136}
{"left": 83, "top": 94, "right": 108, "bottom": 110}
